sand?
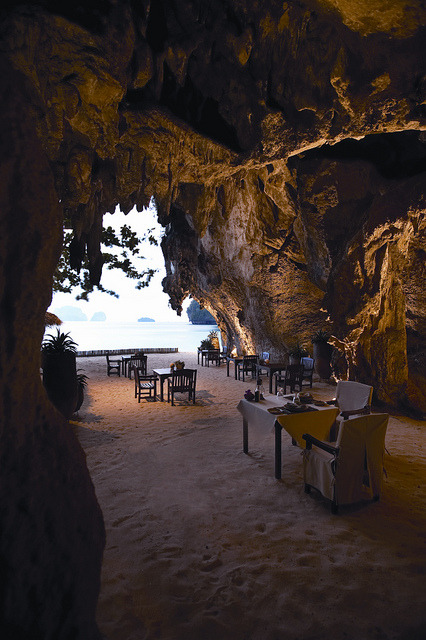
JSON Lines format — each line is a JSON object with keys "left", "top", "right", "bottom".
{"left": 71, "top": 351, "right": 426, "bottom": 640}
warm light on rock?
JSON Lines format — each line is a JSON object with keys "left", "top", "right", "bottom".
{"left": 0, "top": 1, "right": 425, "bottom": 637}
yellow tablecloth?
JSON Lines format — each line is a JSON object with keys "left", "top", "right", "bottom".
{"left": 275, "top": 407, "right": 339, "bottom": 448}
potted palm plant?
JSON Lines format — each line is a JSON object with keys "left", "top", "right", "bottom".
{"left": 75, "top": 370, "right": 88, "bottom": 412}
{"left": 311, "top": 329, "right": 332, "bottom": 379}
{"left": 208, "top": 330, "right": 220, "bottom": 349}
{"left": 41, "top": 329, "right": 78, "bottom": 418}
{"left": 199, "top": 337, "right": 215, "bottom": 350}
{"left": 288, "top": 342, "right": 309, "bottom": 364}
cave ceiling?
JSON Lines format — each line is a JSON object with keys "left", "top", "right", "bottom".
{"left": 1, "top": 0, "right": 425, "bottom": 410}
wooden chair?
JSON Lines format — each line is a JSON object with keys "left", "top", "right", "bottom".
{"left": 219, "top": 345, "right": 228, "bottom": 365}
{"left": 205, "top": 349, "right": 221, "bottom": 366}
{"left": 302, "top": 413, "right": 389, "bottom": 513}
{"left": 301, "top": 357, "right": 315, "bottom": 388}
{"left": 167, "top": 369, "right": 197, "bottom": 405}
{"left": 106, "top": 354, "right": 121, "bottom": 376}
{"left": 128, "top": 354, "right": 147, "bottom": 379}
{"left": 274, "top": 364, "right": 304, "bottom": 394}
{"left": 237, "top": 355, "right": 258, "bottom": 381}
{"left": 257, "top": 351, "right": 270, "bottom": 377}
{"left": 134, "top": 367, "right": 157, "bottom": 402}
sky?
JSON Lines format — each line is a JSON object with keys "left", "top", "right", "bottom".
{"left": 50, "top": 201, "right": 191, "bottom": 323}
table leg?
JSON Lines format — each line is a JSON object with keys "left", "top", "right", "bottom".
{"left": 160, "top": 376, "right": 165, "bottom": 401}
{"left": 274, "top": 421, "right": 282, "bottom": 479}
{"left": 269, "top": 371, "right": 274, "bottom": 394}
{"left": 243, "top": 418, "right": 248, "bottom": 454}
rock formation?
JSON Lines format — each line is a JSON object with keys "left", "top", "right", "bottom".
{"left": 0, "top": 1, "right": 425, "bottom": 636}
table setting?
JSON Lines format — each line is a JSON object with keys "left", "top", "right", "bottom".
{"left": 237, "top": 390, "right": 339, "bottom": 479}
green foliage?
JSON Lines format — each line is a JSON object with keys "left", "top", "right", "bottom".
{"left": 77, "top": 369, "right": 88, "bottom": 388}
{"left": 288, "top": 342, "right": 309, "bottom": 358}
{"left": 199, "top": 338, "right": 215, "bottom": 350}
{"left": 311, "top": 329, "right": 331, "bottom": 343}
{"left": 53, "top": 225, "right": 158, "bottom": 301}
{"left": 187, "top": 300, "right": 216, "bottom": 324}
{"left": 42, "top": 329, "right": 78, "bottom": 353}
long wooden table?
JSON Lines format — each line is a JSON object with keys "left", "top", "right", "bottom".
{"left": 237, "top": 396, "right": 339, "bottom": 479}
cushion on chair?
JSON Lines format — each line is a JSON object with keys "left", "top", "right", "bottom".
{"left": 335, "top": 380, "right": 373, "bottom": 412}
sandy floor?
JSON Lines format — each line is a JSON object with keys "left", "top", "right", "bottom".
{"left": 72, "top": 352, "right": 426, "bottom": 640}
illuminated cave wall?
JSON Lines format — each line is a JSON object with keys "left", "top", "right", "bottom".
{"left": 0, "top": 1, "right": 425, "bottom": 636}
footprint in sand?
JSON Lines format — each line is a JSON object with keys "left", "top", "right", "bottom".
{"left": 201, "top": 554, "right": 223, "bottom": 572}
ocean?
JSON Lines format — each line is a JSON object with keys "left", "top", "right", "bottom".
{"left": 44, "top": 321, "right": 219, "bottom": 353}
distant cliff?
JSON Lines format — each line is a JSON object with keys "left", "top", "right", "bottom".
{"left": 91, "top": 312, "right": 106, "bottom": 321}
{"left": 53, "top": 306, "right": 87, "bottom": 321}
{"left": 186, "top": 300, "right": 216, "bottom": 325}
{"left": 138, "top": 317, "right": 155, "bottom": 322}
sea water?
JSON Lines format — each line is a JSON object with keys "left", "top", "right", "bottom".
{"left": 44, "top": 321, "right": 219, "bottom": 353}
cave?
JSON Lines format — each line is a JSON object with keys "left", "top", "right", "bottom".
{"left": 0, "top": 1, "right": 425, "bottom": 637}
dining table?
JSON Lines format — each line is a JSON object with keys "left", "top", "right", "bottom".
{"left": 200, "top": 349, "right": 221, "bottom": 367}
{"left": 237, "top": 395, "right": 339, "bottom": 479}
{"left": 254, "top": 362, "right": 289, "bottom": 394}
{"left": 225, "top": 355, "right": 244, "bottom": 379}
{"left": 121, "top": 355, "right": 132, "bottom": 377}
{"left": 152, "top": 368, "right": 173, "bottom": 402}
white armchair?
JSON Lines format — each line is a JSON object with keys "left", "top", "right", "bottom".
{"left": 302, "top": 413, "right": 389, "bottom": 513}
{"left": 327, "top": 380, "right": 373, "bottom": 440}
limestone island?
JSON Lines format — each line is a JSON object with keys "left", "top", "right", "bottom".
{"left": 53, "top": 306, "right": 87, "bottom": 321}
{"left": 138, "top": 317, "right": 155, "bottom": 322}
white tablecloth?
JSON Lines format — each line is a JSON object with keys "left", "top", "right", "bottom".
{"left": 237, "top": 396, "right": 340, "bottom": 479}
{"left": 237, "top": 396, "right": 339, "bottom": 445}
{"left": 237, "top": 396, "right": 285, "bottom": 434}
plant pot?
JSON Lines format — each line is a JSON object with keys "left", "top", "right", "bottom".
{"left": 75, "top": 384, "right": 85, "bottom": 412}
{"left": 313, "top": 342, "right": 332, "bottom": 379}
{"left": 42, "top": 351, "right": 78, "bottom": 418}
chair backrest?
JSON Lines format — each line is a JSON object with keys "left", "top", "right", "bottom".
{"left": 335, "top": 380, "right": 373, "bottom": 412}
{"left": 285, "top": 363, "right": 304, "bottom": 382}
{"left": 134, "top": 366, "right": 147, "bottom": 381}
{"left": 262, "top": 352, "right": 269, "bottom": 361}
{"left": 171, "top": 369, "right": 196, "bottom": 391}
{"left": 301, "top": 357, "right": 314, "bottom": 371}
{"left": 130, "top": 354, "right": 147, "bottom": 374}
{"left": 242, "top": 355, "right": 258, "bottom": 371}
{"left": 335, "top": 413, "right": 389, "bottom": 504}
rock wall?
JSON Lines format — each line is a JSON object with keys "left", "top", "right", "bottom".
{"left": 0, "top": 58, "right": 105, "bottom": 638}
{"left": 0, "top": 0, "right": 425, "bottom": 635}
